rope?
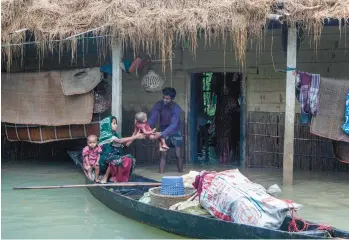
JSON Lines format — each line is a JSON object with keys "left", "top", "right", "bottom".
{"left": 68, "top": 125, "right": 72, "bottom": 139}
{"left": 83, "top": 124, "right": 87, "bottom": 137}
{"left": 54, "top": 126, "right": 58, "bottom": 140}
{"left": 4, "top": 124, "right": 12, "bottom": 141}
{"left": 283, "top": 199, "right": 333, "bottom": 236}
{"left": 14, "top": 123, "right": 20, "bottom": 140}
{"left": 39, "top": 125, "right": 43, "bottom": 142}
{"left": 27, "top": 125, "right": 32, "bottom": 142}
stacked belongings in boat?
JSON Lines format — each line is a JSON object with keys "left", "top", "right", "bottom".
{"left": 1, "top": 68, "right": 111, "bottom": 143}
{"left": 140, "top": 169, "right": 306, "bottom": 231}
{"left": 192, "top": 169, "right": 302, "bottom": 230}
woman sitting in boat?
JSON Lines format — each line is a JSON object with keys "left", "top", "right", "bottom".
{"left": 97, "top": 116, "right": 145, "bottom": 184}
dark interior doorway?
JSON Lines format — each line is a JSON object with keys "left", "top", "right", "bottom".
{"left": 189, "top": 72, "right": 242, "bottom": 165}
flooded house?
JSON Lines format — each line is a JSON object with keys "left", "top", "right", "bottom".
{"left": 2, "top": 0, "right": 349, "bottom": 237}
{"left": 1, "top": 0, "right": 349, "bottom": 186}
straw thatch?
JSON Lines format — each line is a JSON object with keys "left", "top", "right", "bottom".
{"left": 1, "top": 0, "right": 349, "bottom": 70}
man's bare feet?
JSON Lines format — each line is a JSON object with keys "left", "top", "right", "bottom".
{"left": 95, "top": 179, "right": 100, "bottom": 183}
{"left": 162, "top": 144, "right": 169, "bottom": 150}
{"left": 159, "top": 147, "right": 168, "bottom": 152}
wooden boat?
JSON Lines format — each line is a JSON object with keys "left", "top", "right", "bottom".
{"left": 68, "top": 151, "right": 349, "bottom": 239}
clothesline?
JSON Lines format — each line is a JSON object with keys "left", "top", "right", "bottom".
{"left": 275, "top": 67, "right": 298, "bottom": 73}
{"left": 275, "top": 68, "right": 321, "bottom": 80}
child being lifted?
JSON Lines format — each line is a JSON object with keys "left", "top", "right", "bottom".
{"left": 125, "top": 111, "right": 169, "bottom": 151}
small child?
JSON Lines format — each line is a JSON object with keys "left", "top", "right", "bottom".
{"left": 125, "top": 112, "right": 169, "bottom": 151}
{"left": 82, "top": 135, "right": 102, "bottom": 182}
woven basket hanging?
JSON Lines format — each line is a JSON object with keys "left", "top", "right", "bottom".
{"left": 141, "top": 70, "right": 164, "bottom": 93}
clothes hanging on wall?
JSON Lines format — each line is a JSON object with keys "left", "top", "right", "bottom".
{"left": 309, "top": 74, "right": 320, "bottom": 115}
{"left": 296, "top": 72, "right": 320, "bottom": 124}
{"left": 100, "top": 58, "right": 150, "bottom": 75}
{"left": 310, "top": 77, "right": 349, "bottom": 143}
{"left": 342, "top": 91, "right": 349, "bottom": 134}
{"left": 100, "top": 64, "right": 113, "bottom": 75}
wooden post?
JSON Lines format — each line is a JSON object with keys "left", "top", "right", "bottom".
{"left": 283, "top": 26, "right": 297, "bottom": 185}
{"left": 189, "top": 73, "right": 198, "bottom": 164}
{"left": 185, "top": 74, "right": 191, "bottom": 164}
{"left": 240, "top": 71, "right": 247, "bottom": 168}
{"left": 111, "top": 39, "right": 123, "bottom": 132}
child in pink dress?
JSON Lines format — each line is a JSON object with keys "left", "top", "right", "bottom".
{"left": 82, "top": 135, "right": 102, "bottom": 182}
{"left": 125, "top": 112, "right": 169, "bottom": 151}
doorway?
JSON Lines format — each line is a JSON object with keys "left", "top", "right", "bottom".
{"left": 189, "top": 72, "right": 242, "bottom": 165}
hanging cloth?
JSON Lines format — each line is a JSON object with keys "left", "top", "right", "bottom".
{"left": 100, "top": 64, "right": 112, "bottom": 75}
{"left": 297, "top": 72, "right": 321, "bottom": 124}
{"left": 309, "top": 73, "right": 320, "bottom": 116}
{"left": 297, "top": 72, "right": 312, "bottom": 124}
{"left": 299, "top": 72, "right": 312, "bottom": 114}
{"left": 342, "top": 91, "right": 349, "bottom": 134}
{"left": 128, "top": 58, "right": 151, "bottom": 73}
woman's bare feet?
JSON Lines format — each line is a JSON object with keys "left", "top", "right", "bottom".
{"left": 95, "top": 178, "right": 100, "bottom": 183}
{"left": 100, "top": 177, "right": 108, "bottom": 184}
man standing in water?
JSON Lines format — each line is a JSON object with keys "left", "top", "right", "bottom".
{"left": 148, "top": 87, "right": 183, "bottom": 173}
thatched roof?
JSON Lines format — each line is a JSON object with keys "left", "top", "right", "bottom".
{"left": 1, "top": 0, "right": 349, "bottom": 70}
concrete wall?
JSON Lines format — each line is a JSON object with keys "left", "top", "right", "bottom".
{"left": 4, "top": 26, "right": 349, "bottom": 170}
{"left": 242, "top": 27, "right": 349, "bottom": 171}
{"left": 179, "top": 27, "right": 348, "bottom": 111}
{"left": 161, "top": 26, "right": 348, "bottom": 171}
{"left": 246, "top": 27, "right": 349, "bottom": 113}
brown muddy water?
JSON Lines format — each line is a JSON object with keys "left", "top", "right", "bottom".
{"left": 2, "top": 159, "right": 349, "bottom": 239}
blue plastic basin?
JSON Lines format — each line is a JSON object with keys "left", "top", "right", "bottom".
{"left": 160, "top": 176, "right": 185, "bottom": 196}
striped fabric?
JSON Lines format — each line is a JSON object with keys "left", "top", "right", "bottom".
{"left": 297, "top": 72, "right": 321, "bottom": 123}
{"left": 309, "top": 74, "right": 320, "bottom": 116}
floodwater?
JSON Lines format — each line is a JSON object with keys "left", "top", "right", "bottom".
{"left": 136, "top": 164, "right": 349, "bottom": 232}
{"left": 1, "top": 160, "right": 183, "bottom": 239}
{"left": 2, "top": 159, "right": 349, "bottom": 239}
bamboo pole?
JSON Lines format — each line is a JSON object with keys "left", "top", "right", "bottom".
{"left": 13, "top": 182, "right": 161, "bottom": 190}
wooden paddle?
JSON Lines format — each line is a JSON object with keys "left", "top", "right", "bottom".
{"left": 13, "top": 182, "right": 161, "bottom": 190}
